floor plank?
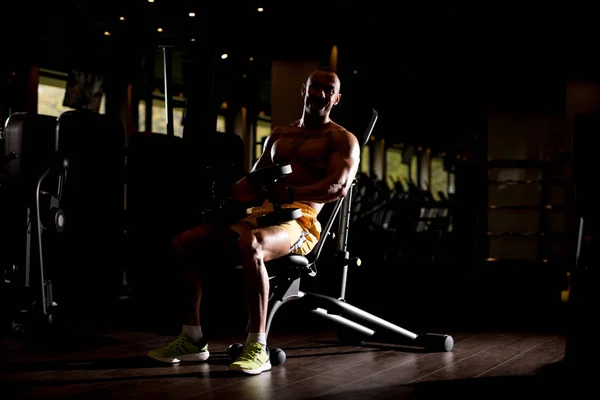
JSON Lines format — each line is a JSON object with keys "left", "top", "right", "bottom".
{"left": 1, "top": 323, "right": 568, "bottom": 400}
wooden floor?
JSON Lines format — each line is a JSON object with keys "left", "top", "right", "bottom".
{"left": 1, "top": 316, "right": 572, "bottom": 399}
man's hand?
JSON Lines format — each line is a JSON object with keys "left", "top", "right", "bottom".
{"left": 269, "top": 183, "right": 295, "bottom": 205}
{"left": 211, "top": 179, "right": 233, "bottom": 199}
{"left": 231, "top": 180, "right": 260, "bottom": 203}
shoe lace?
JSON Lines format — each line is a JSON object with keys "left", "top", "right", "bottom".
{"left": 239, "top": 343, "right": 263, "bottom": 361}
{"left": 165, "top": 333, "right": 189, "bottom": 351}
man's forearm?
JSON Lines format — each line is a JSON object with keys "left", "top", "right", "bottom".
{"left": 230, "top": 177, "right": 262, "bottom": 203}
{"left": 292, "top": 177, "right": 349, "bottom": 203}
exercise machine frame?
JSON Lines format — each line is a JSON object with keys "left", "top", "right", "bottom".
{"left": 1, "top": 112, "right": 68, "bottom": 333}
{"left": 229, "top": 109, "right": 453, "bottom": 364}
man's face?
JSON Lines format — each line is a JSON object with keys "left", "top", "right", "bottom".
{"left": 302, "top": 71, "right": 341, "bottom": 116}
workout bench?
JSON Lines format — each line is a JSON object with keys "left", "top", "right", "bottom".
{"left": 228, "top": 109, "right": 454, "bottom": 365}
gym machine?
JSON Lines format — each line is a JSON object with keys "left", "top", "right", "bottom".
{"left": 1, "top": 112, "right": 68, "bottom": 333}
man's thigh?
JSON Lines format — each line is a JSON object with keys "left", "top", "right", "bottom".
{"left": 280, "top": 220, "right": 319, "bottom": 256}
{"left": 174, "top": 222, "right": 241, "bottom": 263}
{"left": 229, "top": 212, "right": 319, "bottom": 257}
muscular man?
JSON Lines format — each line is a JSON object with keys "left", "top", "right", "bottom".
{"left": 148, "top": 67, "right": 361, "bottom": 375}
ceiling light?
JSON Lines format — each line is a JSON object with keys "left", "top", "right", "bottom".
{"left": 157, "top": 28, "right": 163, "bottom": 32}
{"left": 148, "top": 0, "right": 154, "bottom": 2}
{"left": 119, "top": 16, "right": 125, "bottom": 21}
{"left": 191, "top": 38, "right": 196, "bottom": 42}
{"left": 249, "top": 57, "right": 254, "bottom": 61}
{"left": 104, "top": 31, "right": 111, "bottom": 36}
{"left": 257, "top": 7, "right": 263, "bottom": 12}
{"left": 189, "top": 12, "right": 195, "bottom": 17}
{"left": 221, "top": 54, "right": 228, "bottom": 59}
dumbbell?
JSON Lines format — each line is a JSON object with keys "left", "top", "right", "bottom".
{"left": 200, "top": 200, "right": 245, "bottom": 224}
{"left": 201, "top": 183, "right": 246, "bottom": 224}
{"left": 201, "top": 164, "right": 246, "bottom": 224}
{"left": 227, "top": 342, "right": 287, "bottom": 366}
{"left": 246, "top": 164, "right": 302, "bottom": 226}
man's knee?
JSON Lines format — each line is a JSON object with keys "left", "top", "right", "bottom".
{"left": 237, "top": 231, "right": 262, "bottom": 264}
{"left": 171, "top": 233, "right": 187, "bottom": 258}
{"left": 171, "top": 225, "right": 210, "bottom": 258}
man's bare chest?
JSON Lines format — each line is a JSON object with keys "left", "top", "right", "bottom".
{"left": 271, "top": 132, "right": 330, "bottom": 164}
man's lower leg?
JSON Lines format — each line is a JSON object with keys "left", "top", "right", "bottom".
{"left": 229, "top": 261, "right": 272, "bottom": 374}
{"left": 147, "top": 266, "right": 209, "bottom": 363}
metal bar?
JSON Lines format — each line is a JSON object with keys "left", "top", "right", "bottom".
{"left": 312, "top": 308, "right": 375, "bottom": 336}
{"left": 305, "top": 292, "right": 418, "bottom": 340}
{"left": 162, "top": 46, "right": 174, "bottom": 137}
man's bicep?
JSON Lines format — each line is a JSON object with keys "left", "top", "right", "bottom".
{"left": 253, "top": 153, "right": 273, "bottom": 171}
{"left": 327, "top": 148, "right": 360, "bottom": 183}
{"left": 329, "top": 132, "right": 361, "bottom": 177}
{"left": 252, "top": 132, "right": 276, "bottom": 171}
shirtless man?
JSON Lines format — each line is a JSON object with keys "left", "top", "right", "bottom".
{"left": 148, "top": 67, "right": 361, "bottom": 375}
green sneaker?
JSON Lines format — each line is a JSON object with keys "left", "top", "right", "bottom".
{"left": 148, "top": 332, "right": 209, "bottom": 363}
{"left": 229, "top": 341, "right": 271, "bottom": 375}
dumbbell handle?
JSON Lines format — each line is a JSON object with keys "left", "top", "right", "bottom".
{"left": 267, "top": 186, "right": 295, "bottom": 206}
{"left": 247, "top": 164, "right": 292, "bottom": 186}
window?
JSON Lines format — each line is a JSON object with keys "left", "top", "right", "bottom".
{"left": 255, "top": 118, "right": 271, "bottom": 161}
{"left": 386, "top": 146, "right": 410, "bottom": 191}
{"left": 430, "top": 156, "right": 448, "bottom": 200}
{"left": 137, "top": 100, "right": 226, "bottom": 137}
{"left": 360, "top": 146, "right": 370, "bottom": 174}
{"left": 138, "top": 99, "right": 184, "bottom": 138}
{"left": 448, "top": 171, "right": 455, "bottom": 194}
{"left": 410, "top": 156, "right": 418, "bottom": 185}
{"left": 38, "top": 74, "right": 106, "bottom": 116}
{"left": 216, "top": 115, "right": 225, "bottom": 133}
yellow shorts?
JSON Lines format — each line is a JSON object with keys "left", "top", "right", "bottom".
{"left": 228, "top": 200, "right": 321, "bottom": 256}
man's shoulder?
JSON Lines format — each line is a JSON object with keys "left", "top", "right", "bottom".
{"left": 327, "top": 120, "right": 350, "bottom": 133}
{"left": 271, "top": 123, "right": 302, "bottom": 135}
{"left": 328, "top": 122, "right": 358, "bottom": 144}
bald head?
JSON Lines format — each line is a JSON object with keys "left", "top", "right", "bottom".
{"left": 302, "top": 68, "right": 342, "bottom": 118}
{"left": 307, "top": 68, "right": 341, "bottom": 94}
